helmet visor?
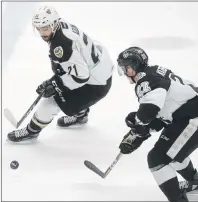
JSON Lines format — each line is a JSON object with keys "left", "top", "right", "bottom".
{"left": 117, "top": 64, "right": 126, "bottom": 76}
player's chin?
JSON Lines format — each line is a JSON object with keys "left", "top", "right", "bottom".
{"left": 41, "top": 36, "right": 50, "bottom": 42}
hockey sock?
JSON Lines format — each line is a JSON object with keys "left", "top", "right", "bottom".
{"left": 27, "top": 113, "right": 52, "bottom": 134}
{"left": 170, "top": 158, "right": 196, "bottom": 181}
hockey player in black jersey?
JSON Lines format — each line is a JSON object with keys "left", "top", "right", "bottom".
{"left": 117, "top": 47, "right": 198, "bottom": 202}
{"left": 7, "top": 5, "right": 114, "bottom": 142}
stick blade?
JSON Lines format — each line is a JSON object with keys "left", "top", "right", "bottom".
{"left": 84, "top": 160, "right": 105, "bottom": 178}
{"left": 4, "top": 108, "right": 17, "bottom": 128}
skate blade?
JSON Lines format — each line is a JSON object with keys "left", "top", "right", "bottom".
{"left": 6, "top": 137, "right": 39, "bottom": 145}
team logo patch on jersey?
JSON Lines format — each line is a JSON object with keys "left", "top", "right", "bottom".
{"left": 54, "top": 46, "right": 63, "bottom": 58}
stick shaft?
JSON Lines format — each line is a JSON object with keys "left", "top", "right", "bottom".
{"left": 16, "top": 92, "right": 44, "bottom": 128}
{"left": 104, "top": 152, "right": 122, "bottom": 177}
{"left": 4, "top": 92, "right": 44, "bottom": 128}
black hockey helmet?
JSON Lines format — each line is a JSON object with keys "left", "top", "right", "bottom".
{"left": 117, "top": 47, "right": 148, "bottom": 74}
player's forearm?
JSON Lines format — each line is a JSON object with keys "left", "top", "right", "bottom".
{"left": 136, "top": 103, "right": 161, "bottom": 125}
{"left": 137, "top": 88, "right": 167, "bottom": 124}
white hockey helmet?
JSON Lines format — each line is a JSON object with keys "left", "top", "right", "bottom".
{"left": 32, "top": 5, "right": 60, "bottom": 32}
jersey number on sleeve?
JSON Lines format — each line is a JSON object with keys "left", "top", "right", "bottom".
{"left": 83, "top": 33, "right": 99, "bottom": 64}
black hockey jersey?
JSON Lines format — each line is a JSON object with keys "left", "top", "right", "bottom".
{"left": 134, "top": 66, "right": 198, "bottom": 125}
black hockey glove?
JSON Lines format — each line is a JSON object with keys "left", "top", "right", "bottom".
{"left": 120, "top": 111, "right": 151, "bottom": 154}
{"left": 125, "top": 112, "right": 165, "bottom": 133}
{"left": 119, "top": 130, "right": 151, "bottom": 154}
{"left": 125, "top": 112, "right": 137, "bottom": 128}
{"left": 125, "top": 112, "right": 150, "bottom": 135}
{"left": 36, "top": 77, "right": 57, "bottom": 98}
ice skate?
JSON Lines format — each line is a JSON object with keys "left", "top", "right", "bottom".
{"left": 57, "top": 108, "right": 89, "bottom": 127}
{"left": 7, "top": 127, "right": 39, "bottom": 142}
{"left": 179, "top": 170, "right": 198, "bottom": 194}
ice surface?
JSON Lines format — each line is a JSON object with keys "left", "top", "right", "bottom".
{"left": 2, "top": 2, "right": 198, "bottom": 201}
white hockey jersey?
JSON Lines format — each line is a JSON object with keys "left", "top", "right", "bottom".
{"left": 49, "top": 19, "right": 114, "bottom": 90}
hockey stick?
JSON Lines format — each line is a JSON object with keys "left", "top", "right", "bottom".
{"left": 84, "top": 152, "right": 123, "bottom": 178}
{"left": 4, "top": 91, "right": 45, "bottom": 128}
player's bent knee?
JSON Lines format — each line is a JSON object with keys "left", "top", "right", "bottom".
{"left": 147, "top": 148, "right": 172, "bottom": 169}
{"left": 147, "top": 149, "right": 178, "bottom": 189}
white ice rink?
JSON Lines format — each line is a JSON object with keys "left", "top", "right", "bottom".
{"left": 2, "top": 2, "right": 198, "bottom": 201}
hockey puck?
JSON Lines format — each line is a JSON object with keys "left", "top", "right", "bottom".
{"left": 10, "top": 160, "right": 19, "bottom": 169}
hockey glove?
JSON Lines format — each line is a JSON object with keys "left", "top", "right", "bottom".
{"left": 125, "top": 112, "right": 150, "bottom": 135}
{"left": 126, "top": 112, "right": 165, "bottom": 133}
{"left": 125, "top": 112, "right": 137, "bottom": 128}
{"left": 119, "top": 130, "right": 151, "bottom": 154}
{"left": 36, "top": 78, "right": 57, "bottom": 98}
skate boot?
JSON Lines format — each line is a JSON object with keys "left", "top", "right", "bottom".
{"left": 57, "top": 108, "right": 89, "bottom": 127}
{"left": 179, "top": 170, "right": 198, "bottom": 193}
{"left": 7, "top": 113, "right": 51, "bottom": 142}
{"left": 7, "top": 127, "right": 39, "bottom": 142}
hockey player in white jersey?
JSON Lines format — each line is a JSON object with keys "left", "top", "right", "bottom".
{"left": 117, "top": 47, "right": 198, "bottom": 202}
{"left": 7, "top": 6, "right": 114, "bottom": 142}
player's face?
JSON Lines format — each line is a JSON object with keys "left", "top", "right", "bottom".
{"left": 126, "top": 66, "right": 136, "bottom": 77}
{"left": 36, "top": 26, "right": 53, "bottom": 41}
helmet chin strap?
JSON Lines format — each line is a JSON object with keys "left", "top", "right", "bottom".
{"left": 126, "top": 75, "right": 136, "bottom": 84}
{"left": 131, "top": 76, "right": 136, "bottom": 83}
{"left": 125, "top": 69, "right": 138, "bottom": 84}
{"left": 52, "top": 21, "right": 59, "bottom": 33}
{"left": 48, "top": 21, "right": 60, "bottom": 40}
